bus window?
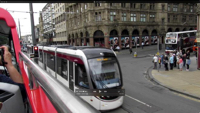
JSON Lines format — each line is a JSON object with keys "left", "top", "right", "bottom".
{"left": 57, "top": 56, "right": 68, "bottom": 81}
{"left": 165, "top": 44, "right": 177, "bottom": 50}
{"left": 75, "top": 63, "right": 89, "bottom": 89}
{"left": 0, "top": 20, "right": 18, "bottom": 71}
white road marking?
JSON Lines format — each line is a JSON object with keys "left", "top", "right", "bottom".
{"left": 125, "top": 94, "right": 152, "bottom": 108}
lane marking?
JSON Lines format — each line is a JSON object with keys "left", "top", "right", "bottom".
{"left": 125, "top": 94, "right": 152, "bottom": 108}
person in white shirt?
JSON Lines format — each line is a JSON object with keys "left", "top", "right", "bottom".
{"left": 153, "top": 54, "right": 158, "bottom": 69}
{"left": 142, "top": 42, "right": 144, "bottom": 49}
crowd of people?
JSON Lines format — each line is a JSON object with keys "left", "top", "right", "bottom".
{"left": 152, "top": 49, "right": 191, "bottom": 71}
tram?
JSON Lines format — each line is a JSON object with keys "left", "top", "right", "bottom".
{"left": 0, "top": 7, "right": 100, "bottom": 113}
{"left": 38, "top": 45, "right": 124, "bottom": 110}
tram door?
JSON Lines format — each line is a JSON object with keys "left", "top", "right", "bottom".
{"left": 69, "top": 61, "right": 74, "bottom": 91}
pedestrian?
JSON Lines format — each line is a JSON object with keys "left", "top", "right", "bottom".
{"left": 116, "top": 46, "right": 120, "bottom": 52}
{"left": 179, "top": 56, "right": 183, "bottom": 71}
{"left": 182, "top": 49, "right": 185, "bottom": 56}
{"left": 169, "top": 53, "right": 174, "bottom": 70}
{"left": 153, "top": 54, "right": 158, "bottom": 69}
{"left": 179, "top": 49, "right": 183, "bottom": 57}
{"left": 164, "top": 55, "right": 169, "bottom": 71}
{"left": 176, "top": 55, "right": 180, "bottom": 69}
{"left": 161, "top": 53, "right": 164, "bottom": 66}
{"left": 129, "top": 47, "right": 132, "bottom": 54}
{"left": 182, "top": 53, "right": 186, "bottom": 67}
{"left": 186, "top": 50, "right": 191, "bottom": 71}
{"left": 173, "top": 54, "right": 177, "bottom": 67}
{"left": 158, "top": 56, "right": 161, "bottom": 68}
{"left": 142, "top": 42, "right": 144, "bottom": 49}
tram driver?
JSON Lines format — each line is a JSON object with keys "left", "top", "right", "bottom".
{"left": 78, "top": 64, "right": 89, "bottom": 88}
{"left": 0, "top": 45, "right": 27, "bottom": 102}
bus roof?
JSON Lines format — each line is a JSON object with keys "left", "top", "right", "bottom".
{"left": 166, "top": 30, "right": 197, "bottom": 35}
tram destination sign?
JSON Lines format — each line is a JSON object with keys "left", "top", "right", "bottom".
{"left": 75, "top": 89, "right": 125, "bottom": 96}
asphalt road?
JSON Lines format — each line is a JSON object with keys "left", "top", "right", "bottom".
{"left": 109, "top": 45, "right": 200, "bottom": 113}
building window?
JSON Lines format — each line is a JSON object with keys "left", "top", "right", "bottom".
{"left": 130, "top": 3, "right": 136, "bottom": 8}
{"left": 140, "top": 3, "right": 145, "bottom": 9}
{"left": 190, "top": 5, "right": 193, "bottom": 12}
{"left": 140, "top": 14, "right": 146, "bottom": 22}
{"left": 85, "top": 4, "right": 87, "bottom": 9}
{"left": 182, "top": 15, "right": 186, "bottom": 23}
{"left": 168, "top": 15, "right": 170, "bottom": 22}
{"left": 162, "top": 18, "right": 165, "bottom": 25}
{"left": 95, "top": 2, "right": 101, "bottom": 7}
{"left": 189, "top": 15, "right": 193, "bottom": 22}
{"left": 81, "top": 7, "right": 82, "bottom": 12}
{"left": 173, "top": 4, "right": 178, "bottom": 12}
{"left": 183, "top": 4, "right": 187, "bottom": 12}
{"left": 173, "top": 15, "right": 178, "bottom": 22}
{"left": 95, "top": 12, "right": 101, "bottom": 21}
{"left": 195, "top": 16, "right": 197, "bottom": 23}
{"left": 85, "top": 14, "right": 88, "bottom": 22}
{"left": 150, "top": 14, "right": 155, "bottom": 22}
{"left": 121, "top": 3, "right": 126, "bottom": 8}
{"left": 168, "top": 4, "right": 170, "bottom": 11}
{"left": 162, "top": 5, "right": 165, "bottom": 12}
{"left": 150, "top": 3, "right": 155, "bottom": 10}
{"left": 122, "top": 12, "right": 126, "bottom": 21}
{"left": 110, "top": 11, "right": 116, "bottom": 21}
{"left": 110, "top": 3, "right": 116, "bottom": 7}
{"left": 130, "top": 13, "right": 136, "bottom": 22}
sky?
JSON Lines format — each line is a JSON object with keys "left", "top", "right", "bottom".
{"left": 0, "top": 3, "right": 47, "bottom": 36}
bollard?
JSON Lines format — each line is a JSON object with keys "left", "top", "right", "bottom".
{"left": 134, "top": 52, "right": 137, "bottom": 57}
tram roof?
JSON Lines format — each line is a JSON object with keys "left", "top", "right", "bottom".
{"left": 42, "top": 45, "right": 115, "bottom": 58}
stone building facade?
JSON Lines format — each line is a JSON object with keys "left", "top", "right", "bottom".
{"left": 41, "top": 3, "right": 56, "bottom": 44}
{"left": 51, "top": 3, "right": 197, "bottom": 49}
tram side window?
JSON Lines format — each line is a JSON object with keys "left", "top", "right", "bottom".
{"left": 46, "top": 53, "right": 55, "bottom": 71}
{"left": 57, "top": 56, "right": 68, "bottom": 80}
{"left": 39, "top": 50, "right": 43, "bottom": 62}
{"left": 75, "top": 63, "right": 89, "bottom": 89}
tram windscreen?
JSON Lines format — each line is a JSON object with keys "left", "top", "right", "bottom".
{"left": 165, "top": 44, "right": 177, "bottom": 50}
{"left": 88, "top": 57, "right": 122, "bottom": 89}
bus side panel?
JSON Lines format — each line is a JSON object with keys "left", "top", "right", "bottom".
{"left": 19, "top": 60, "right": 57, "bottom": 113}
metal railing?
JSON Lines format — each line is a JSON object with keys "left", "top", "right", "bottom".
{"left": 19, "top": 52, "right": 100, "bottom": 113}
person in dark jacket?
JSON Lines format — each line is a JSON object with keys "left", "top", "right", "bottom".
{"left": 186, "top": 50, "right": 190, "bottom": 71}
{"left": 164, "top": 55, "right": 169, "bottom": 71}
{"left": 173, "top": 54, "right": 177, "bottom": 67}
{"left": 129, "top": 47, "right": 132, "bottom": 54}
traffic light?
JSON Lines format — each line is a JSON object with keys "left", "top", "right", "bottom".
{"left": 33, "top": 46, "right": 39, "bottom": 57}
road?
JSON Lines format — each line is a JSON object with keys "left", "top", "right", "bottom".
{"left": 108, "top": 45, "right": 200, "bottom": 113}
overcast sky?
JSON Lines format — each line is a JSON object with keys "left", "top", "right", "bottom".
{"left": 0, "top": 3, "right": 46, "bottom": 36}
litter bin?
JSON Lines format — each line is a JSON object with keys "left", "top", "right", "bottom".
{"left": 159, "top": 44, "right": 162, "bottom": 50}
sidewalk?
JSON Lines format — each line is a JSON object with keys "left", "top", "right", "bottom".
{"left": 148, "top": 56, "right": 200, "bottom": 99}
